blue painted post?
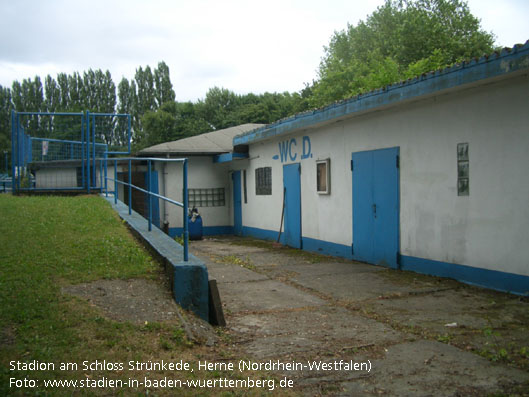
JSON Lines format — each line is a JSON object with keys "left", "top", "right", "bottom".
{"left": 92, "top": 115, "right": 96, "bottom": 188}
{"left": 81, "top": 114, "right": 85, "bottom": 191}
{"left": 99, "top": 158, "right": 103, "bottom": 190}
{"left": 183, "top": 159, "right": 189, "bottom": 262}
{"left": 86, "top": 111, "right": 91, "bottom": 193}
{"left": 114, "top": 159, "right": 118, "bottom": 204}
{"left": 148, "top": 159, "right": 152, "bottom": 231}
{"left": 16, "top": 116, "right": 21, "bottom": 191}
{"left": 127, "top": 115, "right": 131, "bottom": 154}
{"left": 104, "top": 153, "right": 108, "bottom": 197}
{"left": 128, "top": 159, "right": 132, "bottom": 215}
{"left": 70, "top": 142, "right": 73, "bottom": 160}
{"left": 11, "top": 111, "right": 15, "bottom": 192}
{"left": 20, "top": 131, "right": 24, "bottom": 183}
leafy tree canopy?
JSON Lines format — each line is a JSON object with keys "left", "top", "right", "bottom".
{"left": 309, "top": 0, "right": 495, "bottom": 107}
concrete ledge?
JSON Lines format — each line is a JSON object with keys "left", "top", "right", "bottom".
{"left": 102, "top": 195, "right": 209, "bottom": 321}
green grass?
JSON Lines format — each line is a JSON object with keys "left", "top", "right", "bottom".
{"left": 0, "top": 195, "right": 264, "bottom": 396}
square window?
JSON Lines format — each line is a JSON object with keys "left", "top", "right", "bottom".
{"left": 188, "top": 188, "right": 225, "bottom": 207}
{"left": 255, "top": 167, "right": 272, "bottom": 195}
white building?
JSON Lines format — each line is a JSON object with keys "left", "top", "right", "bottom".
{"left": 142, "top": 42, "right": 529, "bottom": 295}
{"left": 138, "top": 124, "right": 263, "bottom": 235}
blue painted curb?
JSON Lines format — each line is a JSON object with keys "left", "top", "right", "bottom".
{"left": 102, "top": 195, "right": 209, "bottom": 321}
{"left": 240, "top": 225, "right": 529, "bottom": 296}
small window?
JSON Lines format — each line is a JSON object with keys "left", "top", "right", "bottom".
{"left": 316, "top": 159, "right": 330, "bottom": 194}
{"left": 243, "top": 170, "right": 248, "bottom": 203}
{"left": 188, "top": 188, "right": 225, "bottom": 207}
{"left": 255, "top": 167, "right": 272, "bottom": 195}
{"left": 457, "top": 143, "right": 469, "bottom": 196}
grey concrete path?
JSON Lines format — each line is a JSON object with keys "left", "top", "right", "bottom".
{"left": 190, "top": 236, "right": 529, "bottom": 396}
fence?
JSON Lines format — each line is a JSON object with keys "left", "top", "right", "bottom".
{"left": 11, "top": 111, "right": 130, "bottom": 192}
{"left": 10, "top": 110, "right": 190, "bottom": 261}
{"left": 105, "top": 157, "right": 190, "bottom": 261}
{"left": 31, "top": 137, "right": 107, "bottom": 162}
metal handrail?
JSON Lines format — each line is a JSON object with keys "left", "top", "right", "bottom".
{"left": 104, "top": 157, "right": 189, "bottom": 261}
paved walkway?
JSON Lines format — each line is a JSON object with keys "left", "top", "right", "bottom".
{"left": 190, "top": 236, "right": 529, "bottom": 396}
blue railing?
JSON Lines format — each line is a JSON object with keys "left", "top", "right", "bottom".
{"left": 104, "top": 157, "right": 190, "bottom": 262}
{"left": 0, "top": 173, "right": 11, "bottom": 192}
{"left": 11, "top": 111, "right": 132, "bottom": 193}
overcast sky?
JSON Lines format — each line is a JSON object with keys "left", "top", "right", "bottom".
{"left": 1, "top": 0, "right": 528, "bottom": 102}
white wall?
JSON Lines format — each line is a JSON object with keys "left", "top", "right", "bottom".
{"left": 35, "top": 167, "right": 77, "bottom": 188}
{"left": 239, "top": 74, "right": 529, "bottom": 277}
{"left": 159, "top": 157, "right": 232, "bottom": 231}
{"left": 36, "top": 163, "right": 111, "bottom": 190}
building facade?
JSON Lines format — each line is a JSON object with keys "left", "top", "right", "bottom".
{"left": 225, "top": 43, "right": 529, "bottom": 295}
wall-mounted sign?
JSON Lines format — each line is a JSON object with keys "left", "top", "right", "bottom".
{"left": 273, "top": 136, "right": 312, "bottom": 162}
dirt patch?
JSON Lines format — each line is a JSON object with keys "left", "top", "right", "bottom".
{"left": 1, "top": 326, "right": 16, "bottom": 347}
{"left": 61, "top": 278, "right": 217, "bottom": 345}
{"left": 62, "top": 278, "right": 179, "bottom": 324}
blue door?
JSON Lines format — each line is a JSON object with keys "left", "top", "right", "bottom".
{"left": 145, "top": 171, "right": 160, "bottom": 228}
{"left": 283, "top": 163, "right": 302, "bottom": 249}
{"left": 232, "top": 171, "right": 242, "bottom": 235}
{"left": 352, "top": 147, "right": 399, "bottom": 268}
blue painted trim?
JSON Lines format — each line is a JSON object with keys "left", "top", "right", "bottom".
{"left": 213, "top": 152, "right": 248, "bottom": 163}
{"left": 242, "top": 226, "right": 529, "bottom": 296}
{"left": 241, "top": 225, "right": 283, "bottom": 243}
{"left": 169, "top": 225, "right": 234, "bottom": 238}
{"left": 234, "top": 42, "right": 529, "bottom": 146}
{"left": 401, "top": 255, "right": 529, "bottom": 296}
{"left": 302, "top": 236, "right": 353, "bottom": 260}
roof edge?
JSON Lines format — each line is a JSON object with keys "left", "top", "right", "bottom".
{"left": 234, "top": 41, "right": 529, "bottom": 146}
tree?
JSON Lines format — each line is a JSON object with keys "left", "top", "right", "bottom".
{"left": 132, "top": 66, "right": 156, "bottom": 142}
{"left": 200, "top": 87, "right": 241, "bottom": 130}
{"left": 139, "top": 101, "right": 211, "bottom": 149}
{"left": 154, "top": 61, "right": 175, "bottom": 107}
{"left": 310, "top": 0, "right": 495, "bottom": 107}
{"left": 44, "top": 75, "right": 60, "bottom": 113}
{"left": 117, "top": 77, "right": 135, "bottom": 147}
{"left": 0, "top": 85, "right": 12, "bottom": 163}
{"left": 56, "top": 73, "right": 70, "bottom": 111}
{"left": 11, "top": 77, "right": 45, "bottom": 135}
{"left": 68, "top": 72, "right": 84, "bottom": 112}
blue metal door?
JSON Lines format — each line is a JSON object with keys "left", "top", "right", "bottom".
{"left": 232, "top": 171, "right": 242, "bottom": 235}
{"left": 352, "top": 147, "right": 399, "bottom": 268}
{"left": 283, "top": 163, "right": 302, "bottom": 249}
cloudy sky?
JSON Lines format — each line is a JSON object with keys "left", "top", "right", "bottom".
{"left": 1, "top": 0, "right": 528, "bottom": 102}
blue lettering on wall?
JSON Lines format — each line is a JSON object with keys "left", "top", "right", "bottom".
{"left": 274, "top": 136, "right": 312, "bottom": 163}
{"left": 278, "top": 141, "right": 289, "bottom": 162}
{"left": 289, "top": 138, "right": 297, "bottom": 161}
{"left": 301, "top": 136, "right": 312, "bottom": 159}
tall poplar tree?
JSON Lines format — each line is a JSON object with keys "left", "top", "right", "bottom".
{"left": 117, "top": 77, "right": 134, "bottom": 147}
{"left": 154, "top": 61, "right": 175, "bottom": 107}
{"left": 0, "top": 85, "right": 12, "bottom": 163}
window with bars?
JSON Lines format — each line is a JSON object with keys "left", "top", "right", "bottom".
{"left": 255, "top": 167, "right": 272, "bottom": 195}
{"left": 188, "top": 188, "right": 225, "bottom": 207}
{"left": 457, "top": 143, "right": 469, "bottom": 196}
